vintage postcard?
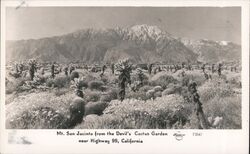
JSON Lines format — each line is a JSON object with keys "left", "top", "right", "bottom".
{"left": 0, "top": 0, "right": 249, "bottom": 154}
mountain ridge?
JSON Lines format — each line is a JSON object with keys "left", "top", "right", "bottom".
{"left": 6, "top": 24, "right": 241, "bottom": 64}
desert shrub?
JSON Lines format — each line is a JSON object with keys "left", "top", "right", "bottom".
{"left": 78, "top": 80, "right": 88, "bottom": 89}
{"left": 54, "top": 88, "right": 69, "bottom": 96}
{"left": 153, "top": 86, "right": 163, "bottom": 92}
{"left": 162, "top": 84, "right": 182, "bottom": 96}
{"left": 88, "top": 80, "right": 105, "bottom": 91}
{"left": 181, "top": 75, "right": 191, "bottom": 87}
{"left": 173, "top": 70, "right": 206, "bottom": 86}
{"left": 183, "top": 74, "right": 205, "bottom": 86}
{"left": 100, "top": 89, "right": 118, "bottom": 102}
{"left": 82, "top": 74, "right": 98, "bottom": 84}
{"left": 5, "top": 92, "right": 89, "bottom": 129}
{"left": 127, "top": 90, "right": 148, "bottom": 101}
{"left": 36, "top": 74, "right": 49, "bottom": 84}
{"left": 85, "top": 101, "right": 109, "bottom": 116}
{"left": 154, "top": 91, "right": 162, "bottom": 98}
{"left": 54, "top": 76, "right": 71, "bottom": 88}
{"left": 70, "top": 71, "right": 79, "bottom": 81}
{"left": 46, "top": 76, "right": 70, "bottom": 88}
{"left": 46, "top": 78, "right": 55, "bottom": 87}
{"left": 203, "top": 96, "right": 241, "bottom": 129}
{"left": 75, "top": 114, "right": 123, "bottom": 129}
{"left": 6, "top": 107, "right": 67, "bottom": 129}
{"left": 85, "top": 91, "right": 101, "bottom": 102}
{"left": 79, "top": 95, "right": 193, "bottom": 129}
{"left": 226, "top": 72, "right": 241, "bottom": 88}
{"left": 102, "top": 95, "right": 192, "bottom": 129}
{"left": 6, "top": 77, "right": 28, "bottom": 94}
{"left": 146, "top": 89, "right": 155, "bottom": 99}
{"left": 68, "top": 97, "right": 86, "bottom": 128}
{"left": 139, "top": 85, "right": 153, "bottom": 92}
{"left": 131, "top": 71, "right": 149, "bottom": 85}
{"left": 6, "top": 83, "right": 17, "bottom": 94}
{"left": 150, "top": 72, "right": 178, "bottom": 89}
{"left": 5, "top": 92, "right": 76, "bottom": 127}
{"left": 194, "top": 80, "right": 241, "bottom": 129}
{"left": 6, "top": 96, "right": 86, "bottom": 129}
{"left": 100, "top": 75, "right": 109, "bottom": 84}
{"left": 199, "top": 81, "right": 236, "bottom": 103}
{"left": 120, "top": 110, "right": 159, "bottom": 129}
{"left": 78, "top": 111, "right": 159, "bottom": 129}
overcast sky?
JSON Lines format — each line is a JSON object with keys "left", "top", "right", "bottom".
{"left": 6, "top": 7, "right": 241, "bottom": 44}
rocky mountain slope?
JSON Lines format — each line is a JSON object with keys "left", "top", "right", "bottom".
{"left": 180, "top": 38, "right": 241, "bottom": 63}
{"left": 6, "top": 24, "right": 240, "bottom": 64}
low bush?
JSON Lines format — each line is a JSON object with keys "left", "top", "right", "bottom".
{"left": 85, "top": 101, "right": 109, "bottom": 116}
{"left": 150, "top": 72, "right": 178, "bottom": 89}
{"left": 203, "top": 96, "right": 241, "bottom": 129}
{"left": 173, "top": 70, "right": 207, "bottom": 86}
{"left": 54, "top": 88, "right": 70, "bottom": 96}
{"left": 77, "top": 80, "right": 88, "bottom": 89}
{"left": 46, "top": 76, "right": 70, "bottom": 88}
{"left": 70, "top": 71, "right": 79, "bottom": 81}
{"left": 139, "top": 85, "right": 153, "bottom": 92}
{"left": 54, "top": 76, "right": 71, "bottom": 88}
{"left": 46, "top": 78, "right": 55, "bottom": 87}
{"left": 100, "top": 89, "right": 118, "bottom": 102}
{"left": 5, "top": 92, "right": 76, "bottom": 128}
{"left": 85, "top": 91, "right": 101, "bottom": 102}
{"left": 79, "top": 94, "right": 193, "bottom": 129}
{"left": 199, "top": 81, "right": 236, "bottom": 103}
{"left": 6, "top": 77, "right": 28, "bottom": 94}
{"left": 127, "top": 90, "right": 148, "bottom": 101}
{"left": 226, "top": 72, "right": 241, "bottom": 88}
{"left": 162, "top": 83, "right": 182, "bottom": 96}
{"left": 88, "top": 80, "right": 105, "bottom": 91}
{"left": 6, "top": 106, "right": 68, "bottom": 129}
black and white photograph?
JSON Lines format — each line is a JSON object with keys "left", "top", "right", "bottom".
{"left": 0, "top": 1, "right": 249, "bottom": 154}
{"left": 4, "top": 6, "right": 243, "bottom": 129}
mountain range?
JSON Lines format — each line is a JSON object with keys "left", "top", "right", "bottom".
{"left": 6, "top": 24, "right": 241, "bottom": 64}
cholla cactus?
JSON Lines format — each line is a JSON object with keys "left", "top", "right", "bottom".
{"left": 188, "top": 81, "right": 209, "bottom": 129}
{"left": 115, "top": 58, "right": 132, "bottom": 72}
{"left": 28, "top": 59, "right": 37, "bottom": 65}
{"left": 14, "top": 62, "right": 19, "bottom": 73}
{"left": 147, "top": 63, "right": 153, "bottom": 74}
{"left": 218, "top": 63, "right": 223, "bottom": 76}
{"left": 71, "top": 77, "right": 85, "bottom": 98}
{"left": 115, "top": 58, "right": 132, "bottom": 101}
{"left": 111, "top": 63, "right": 115, "bottom": 74}
{"left": 136, "top": 68, "right": 146, "bottom": 86}
{"left": 28, "top": 59, "right": 37, "bottom": 81}
{"left": 130, "top": 68, "right": 146, "bottom": 92}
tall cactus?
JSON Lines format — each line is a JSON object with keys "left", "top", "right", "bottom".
{"left": 201, "top": 64, "right": 206, "bottom": 73}
{"left": 218, "top": 63, "right": 222, "bottom": 76}
{"left": 136, "top": 68, "right": 145, "bottom": 86}
{"left": 111, "top": 63, "right": 115, "bottom": 74}
{"left": 211, "top": 64, "right": 216, "bottom": 73}
{"left": 147, "top": 63, "right": 153, "bottom": 75}
{"left": 100, "top": 64, "right": 107, "bottom": 76}
{"left": 15, "top": 62, "right": 19, "bottom": 73}
{"left": 115, "top": 58, "right": 132, "bottom": 101}
{"left": 64, "top": 65, "right": 69, "bottom": 76}
{"left": 28, "top": 59, "right": 37, "bottom": 81}
{"left": 188, "top": 81, "right": 209, "bottom": 129}
{"left": 51, "top": 62, "right": 55, "bottom": 79}
{"left": 69, "top": 64, "right": 75, "bottom": 74}
{"left": 72, "top": 77, "right": 84, "bottom": 98}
